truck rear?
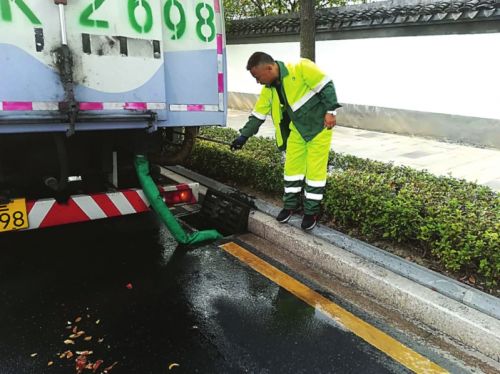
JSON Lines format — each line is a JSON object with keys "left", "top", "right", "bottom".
{"left": 0, "top": 0, "right": 227, "bottom": 232}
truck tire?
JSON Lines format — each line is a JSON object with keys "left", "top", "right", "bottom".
{"left": 150, "top": 126, "right": 199, "bottom": 166}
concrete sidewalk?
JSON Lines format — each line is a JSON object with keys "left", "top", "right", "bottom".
{"left": 227, "top": 109, "right": 500, "bottom": 192}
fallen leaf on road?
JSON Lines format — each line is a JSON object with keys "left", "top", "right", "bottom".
{"left": 76, "top": 351, "right": 93, "bottom": 356}
{"left": 75, "top": 317, "right": 82, "bottom": 323}
{"left": 47, "top": 361, "right": 54, "bottom": 366}
{"left": 75, "top": 354, "right": 87, "bottom": 373}
{"left": 92, "top": 359, "right": 103, "bottom": 372}
{"left": 68, "top": 330, "right": 85, "bottom": 339}
{"left": 84, "top": 336, "right": 92, "bottom": 341}
{"left": 64, "top": 339, "right": 75, "bottom": 345}
{"left": 60, "top": 350, "right": 73, "bottom": 359}
{"left": 169, "top": 363, "right": 180, "bottom": 370}
{"left": 103, "top": 361, "right": 118, "bottom": 373}
{"left": 59, "top": 350, "right": 70, "bottom": 359}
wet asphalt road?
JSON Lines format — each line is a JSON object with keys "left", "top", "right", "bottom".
{"left": 0, "top": 213, "right": 411, "bottom": 374}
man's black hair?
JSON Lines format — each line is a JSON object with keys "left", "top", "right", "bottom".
{"left": 246, "top": 52, "right": 275, "bottom": 70}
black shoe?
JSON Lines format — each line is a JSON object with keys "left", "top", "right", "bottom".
{"left": 276, "top": 209, "right": 294, "bottom": 223}
{"left": 301, "top": 214, "right": 317, "bottom": 231}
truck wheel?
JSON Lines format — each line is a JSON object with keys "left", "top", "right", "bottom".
{"left": 150, "top": 126, "right": 199, "bottom": 166}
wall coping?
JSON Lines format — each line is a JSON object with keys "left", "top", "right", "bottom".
{"left": 227, "top": 0, "right": 500, "bottom": 39}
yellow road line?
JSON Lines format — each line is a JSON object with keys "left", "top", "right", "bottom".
{"left": 220, "top": 242, "right": 448, "bottom": 374}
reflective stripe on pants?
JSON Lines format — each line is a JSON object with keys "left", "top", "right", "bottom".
{"left": 283, "top": 125, "right": 332, "bottom": 214}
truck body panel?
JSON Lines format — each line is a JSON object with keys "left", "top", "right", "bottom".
{"left": 0, "top": 0, "right": 227, "bottom": 132}
{"left": 0, "top": 0, "right": 226, "bottom": 232}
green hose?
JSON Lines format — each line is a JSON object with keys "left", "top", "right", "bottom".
{"left": 134, "top": 155, "right": 222, "bottom": 244}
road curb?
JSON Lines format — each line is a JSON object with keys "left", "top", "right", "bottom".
{"left": 252, "top": 199, "right": 500, "bottom": 319}
{"left": 248, "top": 210, "right": 500, "bottom": 362}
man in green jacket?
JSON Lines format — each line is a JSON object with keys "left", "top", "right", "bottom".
{"left": 231, "top": 52, "right": 341, "bottom": 231}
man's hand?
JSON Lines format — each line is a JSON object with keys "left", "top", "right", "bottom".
{"left": 230, "top": 135, "right": 248, "bottom": 151}
{"left": 324, "top": 113, "right": 336, "bottom": 130}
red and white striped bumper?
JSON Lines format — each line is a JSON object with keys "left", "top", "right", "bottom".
{"left": 24, "top": 183, "right": 198, "bottom": 230}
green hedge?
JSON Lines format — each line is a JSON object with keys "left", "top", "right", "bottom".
{"left": 187, "top": 127, "right": 500, "bottom": 288}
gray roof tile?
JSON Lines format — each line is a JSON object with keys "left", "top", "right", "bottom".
{"left": 227, "top": 0, "right": 500, "bottom": 38}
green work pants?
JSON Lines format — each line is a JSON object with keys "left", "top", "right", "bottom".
{"left": 283, "top": 125, "right": 332, "bottom": 215}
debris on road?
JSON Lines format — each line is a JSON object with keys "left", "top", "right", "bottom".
{"left": 168, "top": 362, "right": 180, "bottom": 370}
{"left": 92, "top": 359, "right": 104, "bottom": 372}
{"left": 37, "top": 311, "right": 119, "bottom": 373}
{"left": 103, "top": 361, "right": 118, "bottom": 373}
{"left": 59, "top": 350, "right": 74, "bottom": 359}
{"left": 75, "top": 354, "right": 87, "bottom": 373}
{"left": 69, "top": 330, "right": 85, "bottom": 339}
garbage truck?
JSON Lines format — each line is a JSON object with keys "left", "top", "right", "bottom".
{"left": 0, "top": 0, "right": 227, "bottom": 232}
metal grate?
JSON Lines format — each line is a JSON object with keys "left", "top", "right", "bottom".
{"left": 200, "top": 189, "right": 250, "bottom": 235}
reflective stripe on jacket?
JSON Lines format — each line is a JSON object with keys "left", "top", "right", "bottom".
{"left": 240, "top": 59, "right": 341, "bottom": 150}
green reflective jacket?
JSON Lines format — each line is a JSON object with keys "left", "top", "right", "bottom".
{"left": 239, "top": 59, "right": 341, "bottom": 151}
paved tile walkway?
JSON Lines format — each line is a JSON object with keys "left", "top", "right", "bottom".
{"left": 227, "top": 109, "right": 500, "bottom": 192}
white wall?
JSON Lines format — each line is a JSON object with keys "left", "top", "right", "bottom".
{"left": 227, "top": 33, "right": 500, "bottom": 120}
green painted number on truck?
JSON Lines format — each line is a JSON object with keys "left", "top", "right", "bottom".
{"left": 163, "top": 1, "right": 216, "bottom": 43}
{"left": 128, "top": 0, "right": 153, "bottom": 33}
{"left": 195, "top": 2, "right": 215, "bottom": 42}
{"left": 0, "top": 0, "right": 219, "bottom": 42}
{"left": 80, "top": 0, "right": 109, "bottom": 28}
{"left": 0, "top": 0, "right": 41, "bottom": 25}
{"left": 163, "top": 0, "right": 186, "bottom": 40}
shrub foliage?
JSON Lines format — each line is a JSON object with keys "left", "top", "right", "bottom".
{"left": 187, "top": 127, "right": 500, "bottom": 288}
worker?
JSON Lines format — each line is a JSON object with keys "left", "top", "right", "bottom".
{"left": 231, "top": 52, "right": 341, "bottom": 231}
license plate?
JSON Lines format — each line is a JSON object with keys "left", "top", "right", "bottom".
{"left": 0, "top": 198, "right": 29, "bottom": 232}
